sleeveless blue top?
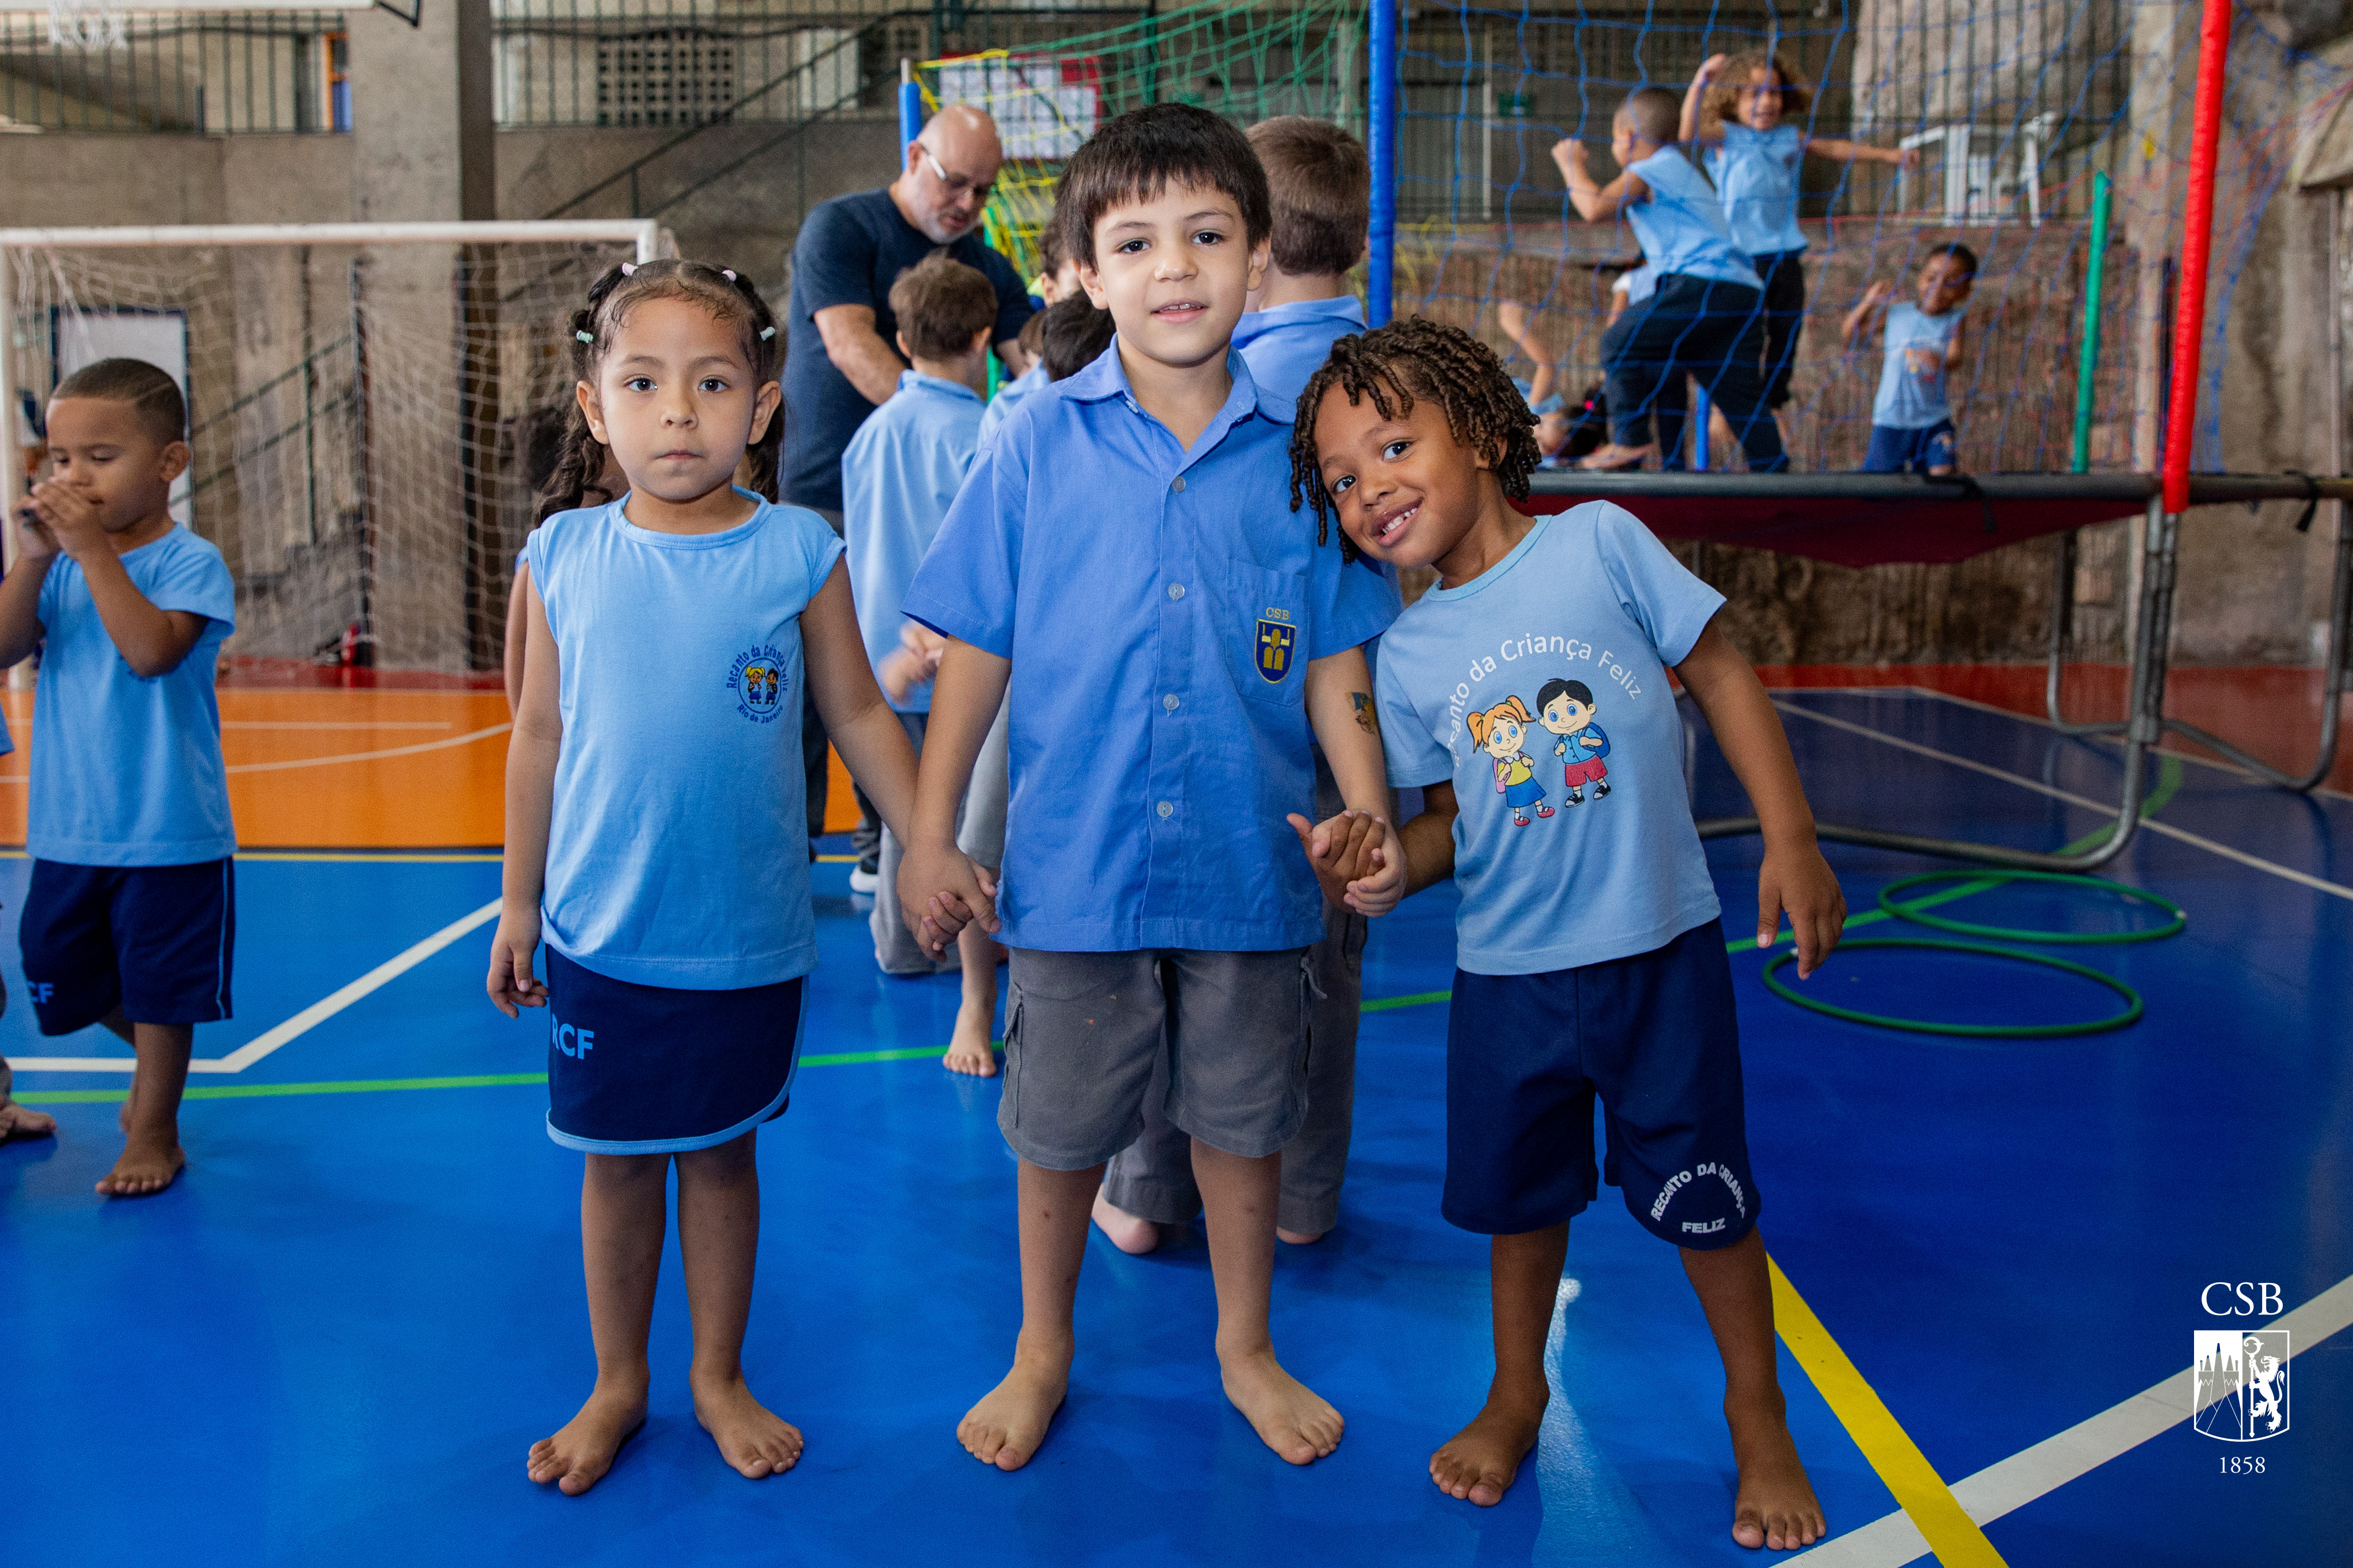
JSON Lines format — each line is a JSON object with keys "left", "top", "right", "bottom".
{"left": 533, "top": 491, "right": 845, "bottom": 989}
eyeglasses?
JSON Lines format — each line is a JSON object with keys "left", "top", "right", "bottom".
{"left": 919, "top": 144, "right": 995, "bottom": 204}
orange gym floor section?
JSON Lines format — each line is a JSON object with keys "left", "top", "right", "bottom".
{"left": 0, "top": 665, "right": 2337, "bottom": 850}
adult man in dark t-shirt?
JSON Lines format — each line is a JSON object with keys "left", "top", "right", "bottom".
{"left": 783, "top": 103, "right": 1033, "bottom": 516}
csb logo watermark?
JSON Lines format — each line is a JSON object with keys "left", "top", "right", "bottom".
{"left": 2194, "top": 1281, "right": 2288, "bottom": 1446}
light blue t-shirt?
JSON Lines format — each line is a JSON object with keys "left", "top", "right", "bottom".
{"left": 905, "top": 341, "right": 1401, "bottom": 953}
{"left": 1626, "top": 149, "right": 1761, "bottom": 291}
{"left": 534, "top": 492, "right": 844, "bottom": 988}
{"left": 1872, "top": 301, "right": 1964, "bottom": 428}
{"left": 30, "top": 526, "right": 235, "bottom": 866}
{"left": 1374, "top": 503, "right": 1724, "bottom": 975}
{"left": 977, "top": 361, "right": 1048, "bottom": 452}
{"left": 1232, "top": 294, "right": 1366, "bottom": 408}
{"left": 842, "top": 369, "right": 983, "bottom": 713}
{"left": 1705, "top": 123, "right": 1809, "bottom": 259}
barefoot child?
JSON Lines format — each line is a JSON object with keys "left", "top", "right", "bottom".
{"left": 1845, "top": 245, "right": 1976, "bottom": 475}
{"left": 1095, "top": 112, "right": 1381, "bottom": 1253}
{"left": 1554, "top": 90, "right": 1788, "bottom": 473}
{"left": 487, "top": 258, "right": 977, "bottom": 1496}
{"left": 1682, "top": 51, "right": 1916, "bottom": 411}
{"left": 0, "top": 359, "right": 235, "bottom": 1199}
{"left": 895, "top": 104, "right": 1405, "bottom": 1473}
{"left": 1295, "top": 318, "right": 1845, "bottom": 1549}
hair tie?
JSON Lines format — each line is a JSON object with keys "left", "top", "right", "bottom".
{"left": 620, "top": 262, "right": 637, "bottom": 276}
{"left": 575, "top": 329, "right": 595, "bottom": 344}
{"left": 759, "top": 326, "right": 776, "bottom": 340}
{"left": 722, "top": 269, "right": 737, "bottom": 282}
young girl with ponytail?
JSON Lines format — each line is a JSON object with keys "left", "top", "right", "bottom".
{"left": 486, "top": 258, "right": 992, "bottom": 1496}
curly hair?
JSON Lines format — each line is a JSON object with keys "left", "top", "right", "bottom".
{"left": 538, "top": 257, "right": 784, "bottom": 523}
{"left": 1702, "top": 50, "right": 1814, "bottom": 127}
{"left": 1285, "top": 316, "right": 1539, "bottom": 562}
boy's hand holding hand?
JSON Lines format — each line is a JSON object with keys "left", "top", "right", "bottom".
{"left": 1288, "top": 808, "right": 1406, "bottom": 918}
{"left": 486, "top": 902, "right": 549, "bottom": 1018}
{"left": 1757, "top": 838, "right": 1845, "bottom": 980}
{"left": 896, "top": 837, "right": 999, "bottom": 959}
{"left": 24, "top": 478, "right": 108, "bottom": 561}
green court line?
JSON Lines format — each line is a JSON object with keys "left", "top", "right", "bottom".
{"left": 14, "top": 758, "right": 2185, "bottom": 1107}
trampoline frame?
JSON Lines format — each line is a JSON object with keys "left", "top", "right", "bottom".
{"left": 1525, "top": 470, "right": 2353, "bottom": 871}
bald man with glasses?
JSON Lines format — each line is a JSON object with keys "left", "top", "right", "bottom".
{"left": 783, "top": 104, "right": 1035, "bottom": 866}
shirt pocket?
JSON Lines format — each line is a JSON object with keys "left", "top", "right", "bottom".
{"left": 1215, "top": 557, "right": 1311, "bottom": 708}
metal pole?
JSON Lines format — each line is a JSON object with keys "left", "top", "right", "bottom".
{"left": 2160, "top": 0, "right": 2234, "bottom": 515}
{"left": 1692, "top": 384, "right": 1711, "bottom": 472}
{"left": 2071, "top": 169, "right": 2113, "bottom": 473}
{"left": 0, "top": 241, "right": 17, "bottom": 582}
{"left": 1367, "top": 0, "right": 1398, "bottom": 327}
{"left": 899, "top": 58, "right": 922, "bottom": 155}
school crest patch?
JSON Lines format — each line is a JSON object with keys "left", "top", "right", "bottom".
{"left": 1255, "top": 617, "right": 1296, "bottom": 684}
{"left": 728, "top": 644, "right": 788, "bottom": 722}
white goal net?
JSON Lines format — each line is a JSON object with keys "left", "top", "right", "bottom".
{"left": 2, "top": 221, "right": 664, "bottom": 676}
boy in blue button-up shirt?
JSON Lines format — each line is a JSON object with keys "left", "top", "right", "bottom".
{"left": 898, "top": 105, "right": 1403, "bottom": 1477}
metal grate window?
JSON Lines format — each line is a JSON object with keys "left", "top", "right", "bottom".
{"left": 596, "top": 29, "right": 736, "bottom": 126}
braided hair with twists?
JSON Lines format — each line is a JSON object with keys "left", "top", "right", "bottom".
{"left": 1286, "top": 316, "right": 1539, "bottom": 562}
{"left": 537, "top": 257, "right": 786, "bottom": 522}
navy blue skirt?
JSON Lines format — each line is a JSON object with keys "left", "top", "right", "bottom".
{"left": 543, "top": 947, "right": 805, "bottom": 1155}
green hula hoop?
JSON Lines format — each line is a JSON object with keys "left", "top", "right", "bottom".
{"left": 1877, "top": 869, "right": 2186, "bottom": 946}
{"left": 1761, "top": 937, "right": 2144, "bottom": 1037}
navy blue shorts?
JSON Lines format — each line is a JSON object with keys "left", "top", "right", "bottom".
{"left": 1443, "top": 918, "right": 1759, "bottom": 1248}
{"left": 19, "top": 858, "right": 235, "bottom": 1036}
{"left": 543, "top": 947, "right": 805, "bottom": 1155}
{"left": 1862, "top": 420, "right": 1957, "bottom": 473}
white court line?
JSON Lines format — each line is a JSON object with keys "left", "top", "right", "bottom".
{"left": 9, "top": 898, "right": 501, "bottom": 1074}
{"left": 1773, "top": 701, "right": 2353, "bottom": 903}
{"left": 224, "top": 722, "right": 511, "bottom": 774}
{"left": 1792, "top": 1273, "right": 2353, "bottom": 1566}
{"left": 221, "top": 720, "right": 455, "bottom": 731}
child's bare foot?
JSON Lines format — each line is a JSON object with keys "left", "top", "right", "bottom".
{"left": 1578, "top": 440, "right": 1657, "bottom": 471}
{"left": 958, "top": 1344, "right": 1069, "bottom": 1471}
{"left": 1276, "top": 1226, "right": 1324, "bottom": 1245}
{"left": 693, "top": 1372, "right": 803, "bottom": 1479}
{"left": 1430, "top": 1390, "right": 1547, "bottom": 1506}
{"left": 0, "top": 1102, "right": 57, "bottom": 1144}
{"left": 96, "top": 1132, "right": 183, "bottom": 1197}
{"left": 1219, "top": 1345, "right": 1342, "bottom": 1465}
{"left": 943, "top": 1004, "right": 999, "bottom": 1077}
{"left": 527, "top": 1376, "right": 647, "bottom": 1496}
{"left": 1091, "top": 1188, "right": 1161, "bottom": 1254}
{"left": 1727, "top": 1393, "right": 1825, "bottom": 1549}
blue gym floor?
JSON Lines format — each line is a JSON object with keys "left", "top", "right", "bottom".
{"left": 5, "top": 689, "right": 2346, "bottom": 1567}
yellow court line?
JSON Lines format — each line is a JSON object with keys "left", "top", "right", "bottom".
{"left": 1769, "top": 1256, "right": 2009, "bottom": 1567}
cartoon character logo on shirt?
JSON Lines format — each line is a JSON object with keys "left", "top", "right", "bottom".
{"left": 1537, "top": 678, "right": 1613, "bottom": 805}
{"left": 727, "top": 644, "right": 789, "bottom": 723}
{"left": 1467, "top": 696, "right": 1553, "bottom": 826}
{"left": 1256, "top": 609, "right": 1296, "bottom": 684}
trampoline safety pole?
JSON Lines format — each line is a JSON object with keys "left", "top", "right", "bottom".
{"left": 2161, "top": 0, "right": 2235, "bottom": 515}
{"left": 899, "top": 59, "right": 924, "bottom": 156}
{"left": 1367, "top": 0, "right": 1399, "bottom": 327}
{"left": 2071, "top": 169, "right": 2113, "bottom": 474}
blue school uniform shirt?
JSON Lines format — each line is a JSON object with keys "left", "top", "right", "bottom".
{"left": 533, "top": 492, "right": 844, "bottom": 988}
{"left": 1625, "top": 149, "right": 1760, "bottom": 291}
{"left": 1872, "top": 301, "right": 1963, "bottom": 428}
{"left": 1374, "top": 503, "right": 1723, "bottom": 975}
{"left": 29, "top": 526, "right": 235, "bottom": 866}
{"left": 1705, "top": 123, "right": 1809, "bottom": 259}
{"left": 904, "top": 340, "right": 1401, "bottom": 953}
{"left": 1231, "top": 294, "right": 1365, "bottom": 406}
{"left": 977, "top": 361, "right": 1048, "bottom": 452}
{"left": 842, "top": 369, "right": 983, "bottom": 713}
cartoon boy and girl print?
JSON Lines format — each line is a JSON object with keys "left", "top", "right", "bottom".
{"left": 1466, "top": 677, "right": 1613, "bottom": 826}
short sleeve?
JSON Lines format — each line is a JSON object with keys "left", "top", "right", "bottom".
{"left": 794, "top": 200, "right": 882, "bottom": 315}
{"left": 795, "top": 507, "right": 847, "bottom": 603}
{"left": 149, "top": 535, "right": 237, "bottom": 631}
{"left": 1305, "top": 549, "right": 1401, "bottom": 662}
{"left": 516, "top": 526, "right": 539, "bottom": 575}
{"left": 1589, "top": 502, "right": 1723, "bottom": 665}
{"left": 1374, "top": 638, "right": 1451, "bottom": 788}
{"left": 901, "top": 425, "right": 1027, "bottom": 656}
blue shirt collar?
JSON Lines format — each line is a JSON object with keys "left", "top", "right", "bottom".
{"left": 896, "top": 368, "right": 983, "bottom": 402}
{"left": 1062, "top": 337, "right": 1293, "bottom": 428}
{"left": 1232, "top": 294, "right": 1365, "bottom": 347}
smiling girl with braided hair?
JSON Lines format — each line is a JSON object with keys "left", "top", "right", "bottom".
{"left": 1296, "top": 317, "right": 1845, "bottom": 1547}
{"left": 487, "top": 257, "right": 992, "bottom": 1496}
